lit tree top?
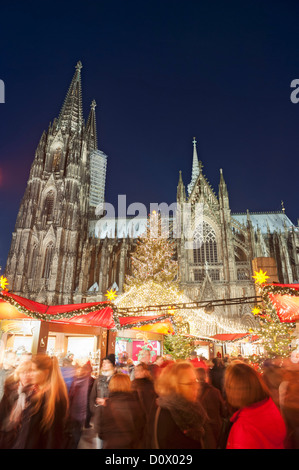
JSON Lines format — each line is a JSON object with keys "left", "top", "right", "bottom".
{"left": 124, "top": 211, "right": 178, "bottom": 290}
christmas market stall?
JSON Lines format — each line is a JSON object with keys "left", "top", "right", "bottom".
{"left": 0, "top": 287, "right": 175, "bottom": 372}
{"left": 211, "top": 333, "right": 261, "bottom": 358}
{"left": 250, "top": 279, "right": 299, "bottom": 359}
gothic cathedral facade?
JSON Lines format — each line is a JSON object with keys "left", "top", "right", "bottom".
{"left": 5, "top": 63, "right": 299, "bottom": 328}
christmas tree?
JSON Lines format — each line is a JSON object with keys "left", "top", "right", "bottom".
{"left": 124, "top": 210, "right": 177, "bottom": 290}
{"left": 252, "top": 307, "right": 295, "bottom": 358}
{"left": 119, "top": 211, "right": 194, "bottom": 358}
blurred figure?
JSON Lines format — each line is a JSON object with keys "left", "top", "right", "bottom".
{"left": 99, "top": 373, "right": 145, "bottom": 449}
{"left": 60, "top": 356, "right": 76, "bottom": 393}
{"left": 262, "top": 358, "right": 286, "bottom": 408}
{"left": 89, "top": 354, "right": 115, "bottom": 447}
{"left": 196, "top": 367, "right": 229, "bottom": 448}
{"left": 146, "top": 361, "right": 216, "bottom": 449}
{"left": 126, "top": 358, "right": 135, "bottom": 380}
{"left": 278, "top": 360, "right": 299, "bottom": 449}
{"left": 224, "top": 362, "right": 286, "bottom": 449}
{"left": 132, "top": 363, "right": 157, "bottom": 419}
{"left": 209, "top": 357, "right": 225, "bottom": 396}
{"left": 154, "top": 355, "right": 164, "bottom": 367}
{"left": 84, "top": 361, "right": 94, "bottom": 428}
{"left": 10, "top": 354, "right": 69, "bottom": 448}
{"left": 0, "top": 351, "right": 17, "bottom": 401}
{"left": 67, "top": 362, "right": 91, "bottom": 448}
{"left": 139, "top": 349, "right": 158, "bottom": 379}
{"left": 0, "top": 359, "right": 33, "bottom": 448}
{"left": 189, "top": 351, "right": 208, "bottom": 370}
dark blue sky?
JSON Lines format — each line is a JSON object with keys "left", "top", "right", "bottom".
{"left": 0, "top": 0, "right": 298, "bottom": 268}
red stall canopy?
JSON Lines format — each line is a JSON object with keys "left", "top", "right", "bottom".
{"left": 262, "top": 283, "right": 299, "bottom": 323}
{"left": 0, "top": 290, "right": 175, "bottom": 334}
{"left": 212, "top": 333, "right": 260, "bottom": 343}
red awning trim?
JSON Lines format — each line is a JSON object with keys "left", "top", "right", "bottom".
{"left": 211, "top": 333, "right": 260, "bottom": 343}
{"left": 0, "top": 290, "right": 176, "bottom": 333}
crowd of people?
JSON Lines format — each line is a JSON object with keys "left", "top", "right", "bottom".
{"left": 0, "top": 348, "right": 299, "bottom": 449}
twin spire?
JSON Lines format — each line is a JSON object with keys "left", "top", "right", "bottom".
{"left": 57, "top": 61, "right": 98, "bottom": 149}
{"left": 179, "top": 138, "right": 227, "bottom": 201}
{"left": 187, "top": 137, "right": 203, "bottom": 196}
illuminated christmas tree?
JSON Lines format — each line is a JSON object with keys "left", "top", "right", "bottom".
{"left": 119, "top": 211, "right": 194, "bottom": 358}
{"left": 252, "top": 307, "right": 295, "bottom": 358}
{"left": 124, "top": 210, "right": 178, "bottom": 290}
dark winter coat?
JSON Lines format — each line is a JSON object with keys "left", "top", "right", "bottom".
{"left": 198, "top": 382, "right": 229, "bottom": 447}
{"left": 99, "top": 391, "right": 145, "bottom": 449}
{"left": 131, "top": 377, "right": 157, "bottom": 419}
{"left": 68, "top": 374, "right": 90, "bottom": 424}
{"left": 89, "top": 373, "right": 114, "bottom": 434}
{"left": 146, "top": 393, "right": 216, "bottom": 449}
{"left": 12, "top": 392, "right": 68, "bottom": 449}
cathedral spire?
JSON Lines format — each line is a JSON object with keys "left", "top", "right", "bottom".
{"left": 57, "top": 61, "right": 83, "bottom": 134}
{"left": 219, "top": 168, "right": 228, "bottom": 196}
{"left": 177, "top": 170, "right": 186, "bottom": 202}
{"left": 86, "top": 100, "right": 98, "bottom": 151}
{"left": 187, "top": 137, "right": 202, "bottom": 195}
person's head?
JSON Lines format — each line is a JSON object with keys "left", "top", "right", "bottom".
{"left": 109, "top": 373, "right": 131, "bottom": 393}
{"left": 139, "top": 350, "right": 151, "bottom": 364}
{"left": 135, "top": 362, "right": 151, "bottom": 379}
{"left": 224, "top": 362, "right": 269, "bottom": 410}
{"left": 195, "top": 367, "right": 208, "bottom": 385}
{"left": 155, "top": 361, "right": 199, "bottom": 402}
{"left": 155, "top": 355, "right": 164, "bottom": 366}
{"left": 14, "top": 359, "right": 33, "bottom": 387}
{"left": 102, "top": 354, "right": 115, "bottom": 372}
{"left": 2, "top": 351, "right": 16, "bottom": 370}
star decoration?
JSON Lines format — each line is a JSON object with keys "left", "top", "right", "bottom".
{"left": 168, "top": 306, "right": 175, "bottom": 315}
{"left": 0, "top": 276, "right": 9, "bottom": 291}
{"left": 105, "top": 289, "right": 117, "bottom": 302}
{"left": 252, "top": 269, "right": 270, "bottom": 284}
{"left": 252, "top": 306, "right": 261, "bottom": 316}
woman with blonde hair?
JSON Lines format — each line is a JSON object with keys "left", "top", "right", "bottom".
{"left": 11, "top": 354, "right": 69, "bottom": 449}
{"left": 224, "top": 362, "right": 286, "bottom": 449}
{"left": 146, "top": 361, "right": 215, "bottom": 449}
{"left": 99, "top": 372, "right": 145, "bottom": 449}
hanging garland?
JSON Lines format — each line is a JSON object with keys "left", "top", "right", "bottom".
{"left": 0, "top": 290, "right": 176, "bottom": 333}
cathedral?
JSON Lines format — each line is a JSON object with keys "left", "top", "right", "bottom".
{"left": 5, "top": 62, "right": 299, "bottom": 329}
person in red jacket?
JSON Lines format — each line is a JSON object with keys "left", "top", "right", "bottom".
{"left": 224, "top": 362, "right": 286, "bottom": 449}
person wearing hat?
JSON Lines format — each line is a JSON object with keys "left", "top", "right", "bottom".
{"left": 89, "top": 354, "right": 116, "bottom": 448}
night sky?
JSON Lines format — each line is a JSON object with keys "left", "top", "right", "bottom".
{"left": 0, "top": 0, "right": 298, "bottom": 269}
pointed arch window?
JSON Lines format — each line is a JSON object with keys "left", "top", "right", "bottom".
{"left": 193, "top": 222, "right": 218, "bottom": 264}
{"left": 44, "top": 191, "right": 55, "bottom": 222}
{"left": 30, "top": 244, "right": 38, "bottom": 278}
{"left": 42, "top": 242, "right": 54, "bottom": 279}
{"left": 52, "top": 147, "right": 62, "bottom": 171}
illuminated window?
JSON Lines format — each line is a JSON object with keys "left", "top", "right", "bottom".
{"left": 193, "top": 222, "right": 218, "bottom": 264}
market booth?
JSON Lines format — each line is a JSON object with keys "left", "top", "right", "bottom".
{"left": 0, "top": 290, "right": 175, "bottom": 371}
{"left": 261, "top": 283, "right": 299, "bottom": 324}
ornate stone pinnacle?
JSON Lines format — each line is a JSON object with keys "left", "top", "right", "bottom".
{"left": 91, "top": 99, "right": 97, "bottom": 110}
{"left": 76, "top": 61, "right": 83, "bottom": 71}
